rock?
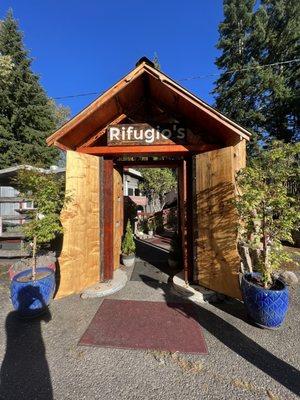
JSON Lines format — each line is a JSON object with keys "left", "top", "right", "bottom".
{"left": 279, "top": 271, "right": 299, "bottom": 286}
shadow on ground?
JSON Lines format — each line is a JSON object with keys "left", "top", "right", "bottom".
{"left": 131, "top": 239, "right": 180, "bottom": 282}
{"left": 141, "top": 275, "right": 300, "bottom": 397}
{"left": 0, "top": 288, "right": 53, "bottom": 400}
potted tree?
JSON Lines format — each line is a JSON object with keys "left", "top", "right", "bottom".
{"left": 236, "top": 141, "right": 300, "bottom": 329}
{"left": 10, "top": 169, "right": 65, "bottom": 318}
{"left": 121, "top": 220, "right": 136, "bottom": 267}
{"left": 168, "top": 232, "right": 182, "bottom": 270}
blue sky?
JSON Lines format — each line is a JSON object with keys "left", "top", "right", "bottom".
{"left": 0, "top": 1, "right": 224, "bottom": 115}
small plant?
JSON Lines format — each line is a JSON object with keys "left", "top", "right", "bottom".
{"left": 235, "top": 141, "right": 300, "bottom": 288}
{"left": 122, "top": 220, "right": 136, "bottom": 256}
{"left": 148, "top": 218, "right": 156, "bottom": 232}
{"left": 138, "top": 217, "right": 149, "bottom": 234}
{"left": 16, "top": 168, "right": 66, "bottom": 280}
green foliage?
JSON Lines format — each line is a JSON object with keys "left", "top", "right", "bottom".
{"left": 122, "top": 220, "right": 136, "bottom": 256}
{"left": 0, "top": 54, "right": 13, "bottom": 85}
{"left": 235, "top": 141, "right": 300, "bottom": 286}
{"left": 152, "top": 52, "right": 161, "bottom": 70}
{"left": 17, "top": 168, "right": 66, "bottom": 248}
{"left": 214, "top": 0, "right": 300, "bottom": 151}
{"left": 138, "top": 217, "right": 149, "bottom": 234}
{"left": 154, "top": 213, "right": 164, "bottom": 233}
{"left": 0, "top": 10, "right": 69, "bottom": 169}
{"left": 139, "top": 168, "right": 176, "bottom": 212}
{"left": 148, "top": 218, "right": 156, "bottom": 231}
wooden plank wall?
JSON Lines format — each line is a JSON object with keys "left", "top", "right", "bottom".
{"left": 55, "top": 150, "right": 100, "bottom": 298}
{"left": 193, "top": 141, "right": 246, "bottom": 299}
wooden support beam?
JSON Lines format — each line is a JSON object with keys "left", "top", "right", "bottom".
{"left": 186, "top": 157, "right": 194, "bottom": 282}
{"left": 78, "top": 113, "right": 127, "bottom": 149}
{"left": 114, "top": 160, "right": 182, "bottom": 168}
{"left": 54, "top": 141, "right": 71, "bottom": 151}
{"left": 78, "top": 144, "right": 218, "bottom": 156}
{"left": 178, "top": 160, "right": 188, "bottom": 284}
{"left": 102, "top": 159, "right": 114, "bottom": 281}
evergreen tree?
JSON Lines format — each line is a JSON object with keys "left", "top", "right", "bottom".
{"left": 0, "top": 54, "right": 13, "bottom": 85}
{"left": 253, "top": 0, "right": 300, "bottom": 143}
{"left": 214, "top": 0, "right": 300, "bottom": 149}
{"left": 213, "top": 1, "right": 262, "bottom": 145}
{"left": 152, "top": 52, "right": 161, "bottom": 70}
{"left": 0, "top": 10, "right": 63, "bottom": 169}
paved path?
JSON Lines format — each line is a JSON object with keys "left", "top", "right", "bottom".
{"left": 137, "top": 234, "right": 172, "bottom": 251}
{"left": 0, "top": 246, "right": 299, "bottom": 400}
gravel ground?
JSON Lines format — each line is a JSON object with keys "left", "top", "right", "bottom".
{"left": 0, "top": 249, "right": 299, "bottom": 400}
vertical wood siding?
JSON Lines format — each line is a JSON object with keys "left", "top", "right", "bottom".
{"left": 193, "top": 141, "right": 246, "bottom": 299}
{"left": 55, "top": 151, "right": 100, "bottom": 298}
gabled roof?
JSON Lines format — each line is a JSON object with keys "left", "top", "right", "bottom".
{"left": 47, "top": 58, "right": 251, "bottom": 150}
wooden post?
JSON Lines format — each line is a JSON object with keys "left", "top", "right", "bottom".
{"left": 102, "top": 158, "right": 114, "bottom": 281}
{"left": 178, "top": 160, "right": 188, "bottom": 283}
{"left": 186, "top": 157, "right": 194, "bottom": 282}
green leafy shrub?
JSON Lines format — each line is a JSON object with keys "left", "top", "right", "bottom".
{"left": 122, "top": 220, "right": 136, "bottom": 256}
{"left": 16, "top": 168, "right": 66, "bottom": 280}
{"left": 235, "top": 141, "right": 300, "bottom": 287}
{"left": 138, "top": 218, "right": 149, "bottom": 234}
{"left": 148, "top": 218, "right": 156, "bottom": 232}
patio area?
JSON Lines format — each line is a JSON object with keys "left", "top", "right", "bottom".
{"left": 0, "top": 244, "right": 299, "bottom": 400}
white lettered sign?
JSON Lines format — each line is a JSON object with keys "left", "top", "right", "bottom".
{"left": 107, "top": 124, "right": 186, "bottom": 146}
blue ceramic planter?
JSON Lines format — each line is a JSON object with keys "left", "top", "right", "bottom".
{"left": 10, "top": 267, "right": 55, "bottom": 318}
{"left": 241, "top": 272, "right": 289, "bottom": 329}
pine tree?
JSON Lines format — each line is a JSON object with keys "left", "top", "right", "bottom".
{"left": 0, "top": 54, "right": 13, "bottom": 85}
{"left": 253, "top": 0, "right": 300, "bottom": 143}
{"left": 214, "top": 0, "right": 300, "bottom": 148}
{"left": 153, "top": 52, "right": 161, "bottom": 70}
{"left": 213, "top": 0, "right": 263, "bottom": 146}
{"left": 0, "top": 10, "right": 62, "bottom": 169}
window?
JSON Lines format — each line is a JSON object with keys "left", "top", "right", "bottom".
{"left": 128, "top": 188, "right": 134, "bottom": 196}
{"left": 135, "top": 188, "right": 140, "bottom": 196}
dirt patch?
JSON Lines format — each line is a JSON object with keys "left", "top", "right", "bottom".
{"left": 281, "top": 246, "right": 300, "bottom": 272}
{"left": 146, "top": 350, "right": 204, "bottom": 374}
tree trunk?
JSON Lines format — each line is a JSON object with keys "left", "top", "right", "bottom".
{"left": 262, "top": 206, "right": 271, "bottom": 287}
{"left": 32, "top": 235, "right": 37, "bottom": 280}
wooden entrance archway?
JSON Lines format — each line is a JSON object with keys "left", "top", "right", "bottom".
{"left": 47, "top": 58, "right": 250, "bottom": 300}
{"left": 110, "top": 157, "right": 192, "bottom": 285}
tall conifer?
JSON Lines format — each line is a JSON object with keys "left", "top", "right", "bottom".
{"left": 214, "top": 0, "right": 299, "bottom": 148}
{"left": 0, "top": 10, "right": 61, "bottom": 168}
{"left": 213, "top": 1, "right": 261, "bottom": 138}
{"left": 253, "top": 0, "right": 300, "bottom": 142}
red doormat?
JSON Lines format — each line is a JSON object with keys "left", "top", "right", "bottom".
{"left": 79, "top": 299, "right": 208, "bottom": 354}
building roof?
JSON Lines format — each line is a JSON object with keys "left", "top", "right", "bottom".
{"left": 128, "top": 196, "right": 147, "bottom": 206}
{"left": 0, "top": 165, "right": 65, "bottom": 186}
{"left": 124, "top": 168, "right": 143, "bottom": 179}
{"left": 47, "top": 57, "right": 251, "bottom": 150}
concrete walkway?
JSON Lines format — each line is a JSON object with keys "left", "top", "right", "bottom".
{"left": 0, "top": 245, "right": 299, "bottom": 400}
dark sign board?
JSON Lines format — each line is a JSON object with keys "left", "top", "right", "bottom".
{"left": 107, "top": 124, "right": 186, "bottom": 146}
